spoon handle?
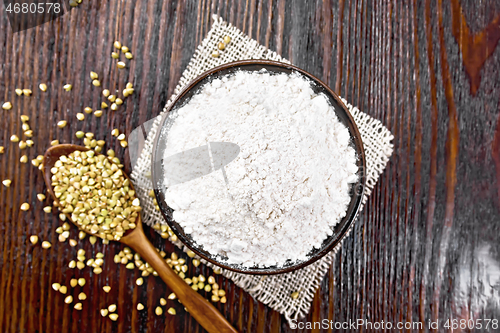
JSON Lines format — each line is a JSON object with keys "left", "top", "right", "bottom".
{"left": 122, "top": 223, "right": 238, "bottom": 333}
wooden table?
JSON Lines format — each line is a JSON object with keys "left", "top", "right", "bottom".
{"left": 1, "top": 0, "right": 500, "bottom": 332}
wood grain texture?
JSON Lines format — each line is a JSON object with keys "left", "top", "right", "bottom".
{"left": 1, "top": 0, "right": 500, "bottom": 332}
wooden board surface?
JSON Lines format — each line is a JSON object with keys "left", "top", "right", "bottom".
{"left": 1, "top": 0, "right": 500, "bottom": 332}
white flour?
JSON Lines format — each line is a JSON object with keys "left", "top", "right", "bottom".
{"left": 162, "top": 70, "right": 358, "bottom": 267}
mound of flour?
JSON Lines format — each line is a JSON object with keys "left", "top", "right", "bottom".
{"left": 163, "top": 70, "right": 358, "bottom": 268}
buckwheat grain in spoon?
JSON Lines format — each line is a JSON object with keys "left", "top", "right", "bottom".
{"left": 42, "top": 144, "right": 238, "bottom": 333}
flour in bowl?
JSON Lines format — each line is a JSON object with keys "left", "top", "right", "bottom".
{"left": 162, "top": 70, "right": 358, "bottom": 268}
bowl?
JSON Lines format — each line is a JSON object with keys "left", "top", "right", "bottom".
{"left": 152, "top": 60, "right": 366, "bottom": 275}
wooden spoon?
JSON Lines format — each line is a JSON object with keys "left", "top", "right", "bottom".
{"left": 43, "top": 144, "right": 238, "bottom": 333}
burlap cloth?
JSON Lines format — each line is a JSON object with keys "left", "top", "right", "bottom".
{"left": 130, "top": 15, "right": 393, "bottom": 324}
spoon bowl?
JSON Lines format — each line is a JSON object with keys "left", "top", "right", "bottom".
{"left": 43, "top": 144, "right": 238, "bottom": 333}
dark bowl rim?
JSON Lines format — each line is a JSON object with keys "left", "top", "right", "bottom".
{"left": 151, "top": 59, "right": 366, "bottom": 275}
